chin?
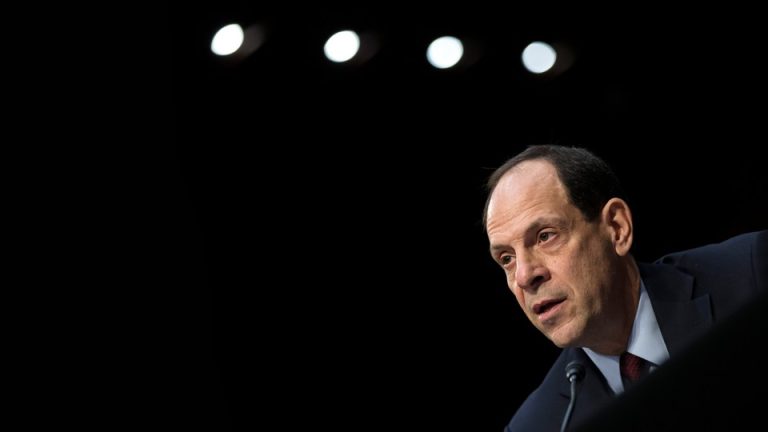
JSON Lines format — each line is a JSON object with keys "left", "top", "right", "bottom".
{"left": 547, "top": 325, "right": 581, "bottom": 348}
{"left": 550, "top": 338, "right": 573, "bottom": 348}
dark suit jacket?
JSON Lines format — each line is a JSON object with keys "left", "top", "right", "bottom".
{"left": 504, "top": 230, "right": 767, "bottom": 432}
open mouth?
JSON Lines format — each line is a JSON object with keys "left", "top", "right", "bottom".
{"left": 533, "top": 298, "right": 565, "bottom": 316}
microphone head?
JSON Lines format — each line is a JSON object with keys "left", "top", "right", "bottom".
{"left": 565, "top": 361, "right": 585, "bottom": 382}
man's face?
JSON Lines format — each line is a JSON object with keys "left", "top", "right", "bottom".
{"left": 486, "top": 160, "right": 622, "bottom": 348}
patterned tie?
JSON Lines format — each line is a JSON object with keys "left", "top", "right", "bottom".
{"left": 620, "top": 352, "right": 648, "bottom": 384}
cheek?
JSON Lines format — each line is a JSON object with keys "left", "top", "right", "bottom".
{"left": 506, "top": 272, "right": 516, "bottom": 293}
{"left": 510, "top": 285, "right": 526, "bottom": 309}
{"left": 562, "top": 246, "right": 596, "bottom": 283}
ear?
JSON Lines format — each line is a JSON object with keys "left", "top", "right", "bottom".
{"left": 601, "top": 198, "right": 633, "bottom": 256}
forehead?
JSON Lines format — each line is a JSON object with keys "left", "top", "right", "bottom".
{"left": 486, "top": 160, "right": 570, "bottom": 231}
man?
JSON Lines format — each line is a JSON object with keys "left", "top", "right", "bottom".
{"left": 483, "top": 145, "right": 767, "bottom": 431}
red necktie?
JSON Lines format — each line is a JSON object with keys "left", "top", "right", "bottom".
{"left": 620, "top": 352, "right": 648, "bottom": 383}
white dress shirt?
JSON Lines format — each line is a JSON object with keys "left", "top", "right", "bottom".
{"left": 583, "top": 280, "right": 670, "bottom": 394}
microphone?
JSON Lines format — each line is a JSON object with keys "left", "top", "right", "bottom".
{"left": 560, "top": 361, "right": 585, "bottom": 432}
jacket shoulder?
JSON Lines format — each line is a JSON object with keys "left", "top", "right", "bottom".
{"left": 656, "top": 230, "right": 765, "bottom": 268}
{"left": 504, "top": 351, "right": 574, "bottom": 432}
{"left": 654, "top": 230, "right": 767, "bottom": 317}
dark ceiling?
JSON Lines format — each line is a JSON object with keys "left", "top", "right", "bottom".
{"left": 161, "top": 5, "right": 767, "bottom": 431}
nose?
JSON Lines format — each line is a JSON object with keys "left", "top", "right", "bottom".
{"left": 514, "top": 252, "right": 550, "bottom": 292}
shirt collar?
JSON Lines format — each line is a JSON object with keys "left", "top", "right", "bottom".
{"left": 583, "top": 280, "right": 670, "bottom": 394}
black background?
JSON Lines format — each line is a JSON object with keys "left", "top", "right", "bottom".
{"left": 159, "top": 4, "right": 767, "bottom": 431}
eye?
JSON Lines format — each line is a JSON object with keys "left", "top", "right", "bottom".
{"left": 500, "top": 254, "right": 515, "bottom": 266}
{"left": 538, "top": 231, "right": 553, "bottom": 242}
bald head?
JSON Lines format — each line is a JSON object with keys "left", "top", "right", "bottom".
{"left": 483, "top": 145, "right": 625, "bottom": 230}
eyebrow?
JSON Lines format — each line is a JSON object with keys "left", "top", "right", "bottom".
{"left": 488, "top": 216, "right": 562, "bottom": 255}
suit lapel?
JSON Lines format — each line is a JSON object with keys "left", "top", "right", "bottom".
{"left": 549, "top": 263, "right": 714, "bottom": 427}
{"left": 639, "top": 262, "right": 713, "bottom": 356}
{"left": 556, "top": 263, "right": 714, "bottom": 407}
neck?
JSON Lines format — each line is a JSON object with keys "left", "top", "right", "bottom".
{"left": 588, "top": 257, "right": 641, "bottom": 355}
